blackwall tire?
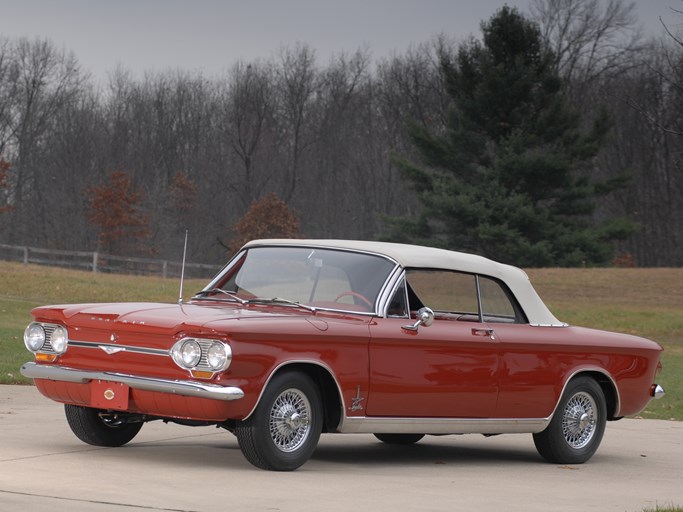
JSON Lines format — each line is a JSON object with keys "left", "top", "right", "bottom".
{"left": 235, "top": 372, "right": 322, "bottom": 471}
{"left": 533, "top": 377, "right": 607, "bottom": 464}
{"left": 64, "top": 404, "right": 143, "bottom": 447}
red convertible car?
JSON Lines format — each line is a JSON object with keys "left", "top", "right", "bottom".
{"left": 21, "top": 239, "right": 664, "bottom": 470}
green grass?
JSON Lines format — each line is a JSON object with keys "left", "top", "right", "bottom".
{"left": 1, "top": 262, "right": 681, "bottom": 420}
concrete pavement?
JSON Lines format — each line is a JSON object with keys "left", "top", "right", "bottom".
{"left": 1, "top": 384, "right": 682, "bottom": 512}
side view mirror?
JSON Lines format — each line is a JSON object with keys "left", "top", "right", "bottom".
{"left": 402, "top": 307, "right": 434, "bottom": 332}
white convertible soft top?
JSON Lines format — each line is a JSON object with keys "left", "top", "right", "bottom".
{"left": 244, "top": 239, "right": 564, "bottom": 327}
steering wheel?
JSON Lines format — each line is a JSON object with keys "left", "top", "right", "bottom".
{"left": 333, "top": 291, "right": 374, "bottom": 310}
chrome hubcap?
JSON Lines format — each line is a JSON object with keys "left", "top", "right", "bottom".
{"left": 269, "top": 388, "right": 311, "bottom": 453}
{"left": 562, "top": 391, "right": 597, "bottom": 449}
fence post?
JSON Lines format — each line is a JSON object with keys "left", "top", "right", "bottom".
{"left": 22, "top": 246, "right": 28, "bottom": 264}
{"left": 162, "top": 260, "right": 168, "bottom": 279}
{"left": 92, "top": 252, "right": 98, "bottom": 273}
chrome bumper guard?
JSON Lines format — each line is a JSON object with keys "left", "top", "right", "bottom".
{"left": 651, "top": 384, "right": 665, "bottom": 399}
{"left": 21, "top": 362, "right": 244, "bottom": 402}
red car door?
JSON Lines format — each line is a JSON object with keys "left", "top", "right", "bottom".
{"left": 366, "top": 317, "right": 499, "bottom": 418}
{"left": 366, "top": 269, "right": 500, "bottom": 418}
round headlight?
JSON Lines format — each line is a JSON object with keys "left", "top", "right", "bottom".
{"left": 179, "top": 340, "right": 201, "bottom": 368}
{"left": 207, "top": 342, "right": 230, "bottom": 371}
{"left": 50, "top": 325, "right": 69, "bottom": 354}
{"left": 24, "top": 323, "right": 46, "bottom": 352}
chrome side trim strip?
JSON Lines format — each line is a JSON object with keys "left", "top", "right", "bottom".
{"left": 70, "top": 340, "right": 169, "bottom": 356}
{"left": 529, "top": 323, "right": 569, "bottom": 327}
{"left": 20, "top": 362, "right": 244, "bottom": 401}
{"left": 339, "top": 416, "right": 550, "bottom": 434}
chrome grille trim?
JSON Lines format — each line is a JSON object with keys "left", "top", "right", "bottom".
{"left": 69, "top": 340, "right": 169, "bottom": 357}
{"left": 196, "top": 338, "right": 218, "bottom": 371}
{"left": 37, "top": 323, "right": 59, "bottom": 354}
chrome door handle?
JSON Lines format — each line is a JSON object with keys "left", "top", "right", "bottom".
{"left": 472, "top": 328, "right": 496, "bottom": 340}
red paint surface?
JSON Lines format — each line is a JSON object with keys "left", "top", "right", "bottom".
{"left": 29, "top": 299, "right": 662, "bottom": 423}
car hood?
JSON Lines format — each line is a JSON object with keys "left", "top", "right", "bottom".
{"left": 31, "top": 301, "right": 316, "bottom": 335}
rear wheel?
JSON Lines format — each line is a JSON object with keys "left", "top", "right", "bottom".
{"left": 64, "top": 405, "right": 143, "bottom": 447}
{"left": 235, "top": 372, "right": 322, "bottom": 471}
{"left": 374, "top": 433, "right": 425, "bottom": 445}
{"left": 533, "top": 377, "right": 606, "bottom": 464}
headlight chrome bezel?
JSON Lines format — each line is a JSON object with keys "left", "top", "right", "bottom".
{"left": 171, "top": 337, "right": 232, "bottom": 374}
{"left": 24, "top": 323, "right": 47, "bottom": 352}
{"left": 207, "top": 341, "right": 230, "bottom": 371}
{"left": 50, "top": 325, "right": 69, "bottom": 354}
{"left": 24, "top": 322, "right": 69, "bottom": 356}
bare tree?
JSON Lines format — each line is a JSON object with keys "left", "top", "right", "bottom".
{"left": 659, "top": 0, "right": 683, "bottom": 49}
{"left": 302, "top": 50, "right": 372, "bottom": 237}
{"left": 220, "top": 60, "right": 276, "bottom": 207}
{"left": 3, "top": 38, "right": 85, "bottom": 244}
{"left": 0, "top": 37, "right": 20, "bottom": 158}
{"left": 273, "top": 44, "right": 319, "bottom": 202}
{"left": 531, "top": 0, "right": 644, "bottom": 100}
{"left": 376, "top": 36, "right": 454, "bottom": 134}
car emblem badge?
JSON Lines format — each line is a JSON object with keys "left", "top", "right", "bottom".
{"left": 100, "top": 346, "right": 125, "bottom": 355}
{"left": 110, "top": 334, "right": 118, "bottom": 342}
{"left": 103, "top": 389, "right": 115, "bottom": 401}
{"left": 349, "top": 385, "right": 365, "bottom": 412}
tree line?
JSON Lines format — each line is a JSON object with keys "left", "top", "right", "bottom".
{"left": 1, "top": 0, "right": 682, "bottom": 267}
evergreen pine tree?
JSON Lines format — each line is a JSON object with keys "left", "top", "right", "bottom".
{"left": 388, "top": 6, "right": 634, "bottom": 267}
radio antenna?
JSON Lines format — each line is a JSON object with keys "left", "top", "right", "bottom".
{"left": 178, "top": 230, "right": 189, "bottom": 304}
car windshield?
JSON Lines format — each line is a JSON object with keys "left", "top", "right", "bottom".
{"left": 199, "top": 246, "right": 397, "bottom": 313}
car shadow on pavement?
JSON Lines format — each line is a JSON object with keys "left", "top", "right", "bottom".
{"left": 311, "top": 437, "right": 541, "bottom": 467}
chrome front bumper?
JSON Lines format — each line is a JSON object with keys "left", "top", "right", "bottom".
{"left": 21, "top": 362, "right": 244, "bottom": 402}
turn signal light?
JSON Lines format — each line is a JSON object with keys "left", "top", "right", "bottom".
{"left": 191, "top": 370, "right": 214, "bottom": 379}
{"left": 35, "top": 353, "right": 58, "bottom": 362}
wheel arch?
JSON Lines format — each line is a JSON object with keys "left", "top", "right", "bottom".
{"left": 559, "top": 369, "right": 620, "bottom": 421}
{"left": 245, "top": 360, "right": 344, "bottom": 433}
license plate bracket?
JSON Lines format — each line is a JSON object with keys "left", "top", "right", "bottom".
{"left": 90, "top": 380, "right": 130, "bottom": 410}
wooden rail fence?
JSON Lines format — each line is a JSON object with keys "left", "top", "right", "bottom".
{"left": 0, "top": 243, "right": 222, "bottom": 279}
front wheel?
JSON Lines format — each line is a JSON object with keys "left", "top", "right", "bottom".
{"left": 64, "top": 405, "right": 143, "bottom": 447}
{"left": 235, "top": 372, "right": 322, "bottom": 471}
{"left": 533, "top": 377, "right": 607, "bottom": 464}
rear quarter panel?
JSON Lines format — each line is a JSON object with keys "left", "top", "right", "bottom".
{"left": 493, "top": 324, "right": 662, "bottom": 418}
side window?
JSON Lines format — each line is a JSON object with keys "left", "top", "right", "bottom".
{"left": 405, "top": 270, "right": 478, "bottom": 319}
{"left": 386, "top": 280, "right": 409, "bottom": 318}
{"left": 479, "top": 276, "right": 520, "bottom": 323}
{"left": 399, "top": 269, "right": 525, "bottom": 324}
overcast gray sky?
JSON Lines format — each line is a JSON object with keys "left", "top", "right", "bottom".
{"left": 0, "top": 0, "right": 680, "bottom": 83}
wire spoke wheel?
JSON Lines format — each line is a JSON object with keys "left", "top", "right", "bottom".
{"left": 236, "top": 372, "right": 322, "bottom": 471}
{"left": 561, "top": 391, "right": 597, "bottom": 449}
{"left": 533, "top": 377, "right": 606, "bottom": 465}
{"left": 269, "top": 388, "right": 312, "bottom": 453}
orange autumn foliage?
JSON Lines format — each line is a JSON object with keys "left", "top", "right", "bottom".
{"left": 169, "top": 171, "right": 197, "bottom": 214}
{"left": 0, "top": 158, "right": 12, "bottom": 214}
{"left": 229, "top": 193, "right": 301, "bottom": 253}
{"left": 87, "top": 171, "right": 151, "bottom": 254}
